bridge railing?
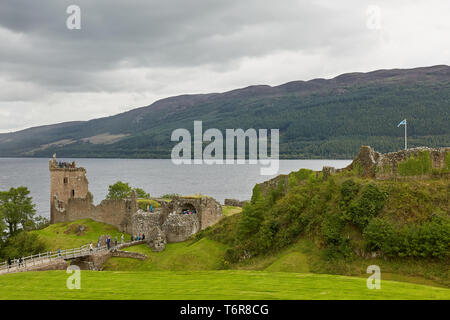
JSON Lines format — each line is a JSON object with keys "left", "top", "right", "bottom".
{"left": 0, "top": 239, "right": 143, "bottom": 273}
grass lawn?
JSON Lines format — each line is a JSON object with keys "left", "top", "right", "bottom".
{"left": 103, "top": 239, "right": 228, "bottom": 271}
{"left": 32, "top": 219, "right": 128, "bottom": 251}
{"left": 0, "top": 270, "right": 449, "bottom": 300}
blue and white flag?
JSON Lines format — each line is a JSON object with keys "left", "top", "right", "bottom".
{"left": 397, "top": 119, "right": 406, "bottom": 127}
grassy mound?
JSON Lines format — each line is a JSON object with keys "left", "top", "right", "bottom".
{"left": 103, "top": 238, "right": 228, "bottom": 271}
{"left": 32, "top": 219, "right": 128, "bottom": 251}
{"left": 195, "top": 168, "right": 450, "bottom": 286}
{"left": 0, "top": 270, "right": 449, "bottom": 300}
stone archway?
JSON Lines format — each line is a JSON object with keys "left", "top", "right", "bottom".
{"left": 179, "top": 202, "right": 198, "bottom": 215}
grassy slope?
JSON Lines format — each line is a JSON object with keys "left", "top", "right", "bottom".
{"left": 103, "top": 239, "right": 228, "bottom": 271}
{"left": 222, "top": 206, "right": 243, "bottom": 216}
{"left": 0, "top": 270, "right": 449, "bottom": 300}
{"left": 31, "top": 219, "right": 128, "bottom": 251}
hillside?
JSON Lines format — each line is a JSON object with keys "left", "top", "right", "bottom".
{"left": 1, "top": 65, "right": 449, "bottom": 159}
{"left": 195, "top": 148, "right": 450, "bottom": 286}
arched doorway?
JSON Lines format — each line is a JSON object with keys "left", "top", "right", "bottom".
{"left": 179, "top": 203, "right": 198, "bottom": 215}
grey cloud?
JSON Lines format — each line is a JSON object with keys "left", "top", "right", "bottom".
{"left": 0, "top": 0, "right": 374, "bottom": 91}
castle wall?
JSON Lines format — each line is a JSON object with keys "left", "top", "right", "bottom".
{"left": 51, "top": 193, "right": 136, "bottom": 234}
{"left": 345, "top": 146, "right": 450, "bottom": 179}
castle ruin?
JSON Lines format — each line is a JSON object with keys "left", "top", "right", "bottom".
{"left": 49, "top": 156, "right": 223, "bottom": 250}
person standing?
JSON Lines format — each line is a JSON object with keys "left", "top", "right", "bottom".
{"left": 106, "top": 236, "right": 111, "bottom": 250}
{"left": 89, "top": 242, "right": 94, "bottom": 253}
{"left": 114, "top": 236, "right": 118, "bottom": 247}
{"left": 121, "top": 234, "right": 124, "bottom": 244}
{"left": 7, "top": 257, "right": 11, "bottom": 270}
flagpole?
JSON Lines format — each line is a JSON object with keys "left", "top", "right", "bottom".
{"left": 404, "top": 119, "right": 407, "bottom": 150}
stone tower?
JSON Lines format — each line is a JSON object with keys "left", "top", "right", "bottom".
{"left": 49, "top": 155, "right": 89, "bottom": 223}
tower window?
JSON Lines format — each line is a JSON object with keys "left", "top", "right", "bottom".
{"left": 63, "top": 177, "right": 68, "bottom": 184}
{"left": 71, "top": 189, "right": 75, "bottom": 197}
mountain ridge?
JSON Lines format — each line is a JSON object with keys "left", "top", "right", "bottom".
{"left": 1, "top": 64, "right": 449, "bottom": 159}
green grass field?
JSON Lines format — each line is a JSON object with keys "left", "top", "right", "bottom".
{"left": 1, "top": 270, "right": 449, "bottom": 300}
{"left": 13, "top": 218, "right": 447, "bottom": 299}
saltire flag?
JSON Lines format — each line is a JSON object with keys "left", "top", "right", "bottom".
{"left": 397, "top": 119, "right": 406, "bottom": 127}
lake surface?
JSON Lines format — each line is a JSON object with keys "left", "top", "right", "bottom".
{"left": 0, "top": 158, "right": 351, "bottom": 218}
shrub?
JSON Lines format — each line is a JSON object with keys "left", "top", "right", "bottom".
{"left": 363, "top": 218, "right": 396, "bottom": 253}
{"left": 322, "top": 214, "right": 344, "bottom": 245}
{"left": 348, "top": 184, "right": 387, "bottom": 229}
{"left": 363, "top": 215, "right": 450, "bottom": 259}
{"left": 340, "top": 179, "right": 359, "bottom": 203}
{"left": 0, "top": 232, "right": 47, "bottom": 260}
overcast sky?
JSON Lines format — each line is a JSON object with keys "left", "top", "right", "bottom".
{"left": 0, "top": 0, "right": 449, "bottom": 132}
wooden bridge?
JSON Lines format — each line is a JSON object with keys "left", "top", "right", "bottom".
{"left": 0, "top": 240, "right": 143, "bottom": 275}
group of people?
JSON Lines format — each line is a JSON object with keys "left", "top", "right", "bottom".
{"left": 131, "top": 234, "right": 145, "bottom": 241}
{"left": 6, "top": 257, "right": 23, "bottom": 270}
{"left": 183, "top": 209, "right": 197, "bottom": 215}
{"left": 56, "top": 161, "right": 76, "bottom": 169}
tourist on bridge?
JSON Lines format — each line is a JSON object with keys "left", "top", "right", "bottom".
{"left": 106, "top": 236, "right": 111, "bottom": 249}
{"left": 7, "top": 257, "right": 11, "bottom": 270}
{"left": 121, "top": 234, "right": 124, "bottom": 244}
{"left": 18, "top": 257, "right": 23, "bottom": 268}
{"left": 89, "top": 242, "right": 94, "bottom": 252}
{"left": 131, "top": 235, "right": 134, "bottom": 242}
{"left": 114, "top": 236, "right": 118, "bottom": 247}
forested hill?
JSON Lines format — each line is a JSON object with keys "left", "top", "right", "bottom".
{"left": 0, "top": 65, "right": 449, "bottom": 159}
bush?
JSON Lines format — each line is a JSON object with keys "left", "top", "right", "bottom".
{"left": 161, "top": 193, "right": 180, "bottom": 200}
{"left": 0, "top": 232, "right": 47, "bottom": 260}
{"left": 363, "top": 215, "right": 450, "bottom": 259}
{"left": 340, "top": 179, "right": 359, "bottom": 204}
{"left": 348, "top": 184, "right": 387, "bottom": 229}
{"left": 322, "top": 214, "right": 344, "bottom": 245}
{"left": 363, "top": 218, "right": 396, "bottom": 252}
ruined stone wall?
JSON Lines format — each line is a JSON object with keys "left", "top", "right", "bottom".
{"left": 224, "top": 199, "right": 249, "bottom": 207}
{"left": 345, "top": 146, "right": 450, "bottom": 179}
{"left": 131, "top": 209, "right": 164, "bottom": 236}
{"left": 51, "top": 194, "right": 136, "bottom": 234}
